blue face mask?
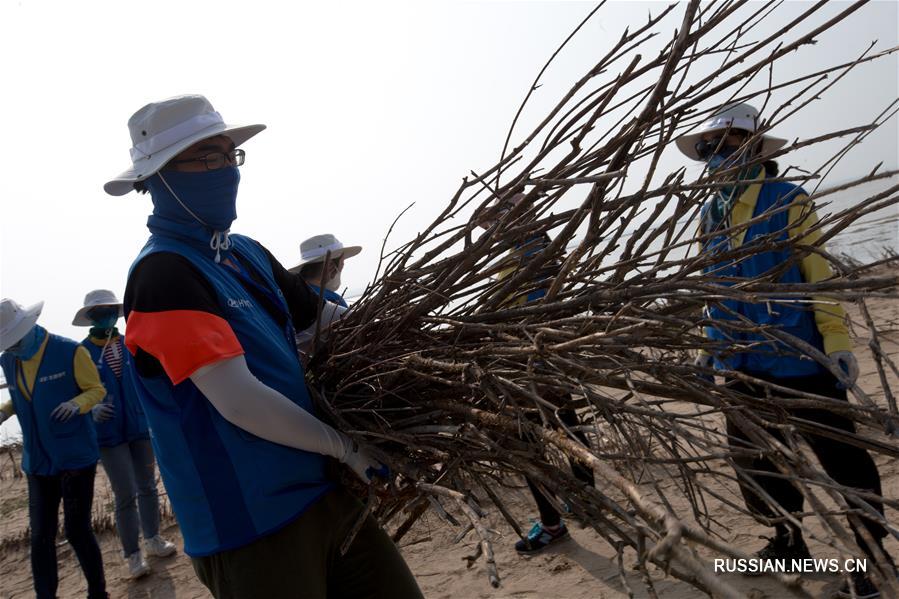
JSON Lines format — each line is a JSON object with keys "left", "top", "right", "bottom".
{"left": 6, "top": 325, "right": 45, "bottom": 360}
{"left": 89, "top": 307, "right": 120, "bottom": 330}
{"left": 146, "top": 167, "right": 240, "bottom": 231}
{"left": 706, "top": 146, "right": 746, "bottom": 173}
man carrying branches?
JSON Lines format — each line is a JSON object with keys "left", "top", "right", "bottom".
{"left": 680, "top": 103, "right": 892, "bottom": 598}
{"left": 477, "top": 193, "right": 597, "bottom": 555}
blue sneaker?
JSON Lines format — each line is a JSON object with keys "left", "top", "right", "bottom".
{"left": 515, "top": 521, "right": 570, "bottom": 554}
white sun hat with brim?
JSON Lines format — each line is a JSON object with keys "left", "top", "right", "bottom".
{"left": 0, "top": 298, "right": 44, "bottom": 352}
{"left": 72, "top": 289, "right": 124, "bottom": 327}
{"left": 104, "top": 94, "right": 266, "bottom": 196}
{"left": 676, "top": 102, "right": 788, "bottom": 161}
{"left": 288, "top": 234, "right": 363, "bottom": 273}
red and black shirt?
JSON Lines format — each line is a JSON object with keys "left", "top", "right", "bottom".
{"left": 124, "top": 246, "right": 318, "bottom": 384}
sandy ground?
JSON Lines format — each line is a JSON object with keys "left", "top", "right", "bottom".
{"left": 0, "top": 294, "right": 897, "bottom": 599}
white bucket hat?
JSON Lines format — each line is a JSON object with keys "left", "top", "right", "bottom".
{"left": 104, "top": 94, "right": 266, "bottom": 196}
{"left": 72, "top": 289, "right": 124, "bottom": 327}
{"left": 0, "top": 298, "right": 44, "bottom": 352}
{"left": 676, "top": 102, "right": 788, "bottom": 161}
{"left": 288, "top": 234, "right": 362, "bottom": 273}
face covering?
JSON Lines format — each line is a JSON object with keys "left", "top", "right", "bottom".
{"left": 89, "top": 307, "right": 120, "bottom": 330}
{"left": 6, "top": 325, "right": 45, "bottom": 360}
{"left": 146, "top": 167, "right": 240, "bottom": 231}
{"left": 325, "top": 271, "right": 342, "bottom": 292}
{"left": 702, "top": 155, "right": 763, "bottom": 235}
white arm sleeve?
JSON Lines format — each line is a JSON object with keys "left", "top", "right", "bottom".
{"left": 295, "top": 301, "right": 348, "bottom": 355}
{"left": 190, "top": 355, "right": 351, "bottom": 460}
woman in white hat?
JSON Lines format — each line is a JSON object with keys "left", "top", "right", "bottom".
{"left": 475, "top": 194, "right": 597, "bottom": 555}
{"left": 0, "top": 298, "right": 108, "bottom": 599}
{"left": 679, "top": 103, "right": 890, "bottom": 597}
{"left": 288, "top": 233, "right": 362, "bottom": 308}
{"left": 73, "top": 289, "right": 176, "bottom": 579}
{"left": 105, "top": 95, "right": 421, "bottom": 598}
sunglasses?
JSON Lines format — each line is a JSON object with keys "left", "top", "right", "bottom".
{"left": 694, "top": 136, "right": 745, "bottom": 161}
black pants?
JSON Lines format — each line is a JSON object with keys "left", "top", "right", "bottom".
{"left": 192, "top": 488, "right": 422, "bottom": 599}
{"left": 524, "top": 407, "right": 596, "bottom": 527}
{"left": 27, "top": 464, "right": 107, "bottom": 599}
{"left": 726, "top": 372, "right": 886, "bottom": 556}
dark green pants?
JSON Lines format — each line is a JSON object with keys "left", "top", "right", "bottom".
{"left": 192, "top": 488, "right": 423, "bottom": 599}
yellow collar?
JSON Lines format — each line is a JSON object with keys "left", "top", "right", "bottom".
{"left": 734, "top": 169, "right": 766, "bottom": 209}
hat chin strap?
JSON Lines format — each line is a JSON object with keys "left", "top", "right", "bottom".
{"left": 157, "top": 171, "right": 231, "bottom": 263}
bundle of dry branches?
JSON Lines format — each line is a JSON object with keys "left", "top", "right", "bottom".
{"left": 308, "top": 2, "right": 899, "bottom": 596}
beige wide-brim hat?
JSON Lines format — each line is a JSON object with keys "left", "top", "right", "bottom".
{"left": 676, "top": 102, "right": 788, "bottom": 161}
{"left": 104, "top": 94, "right": 266, "bottom": 196}
{"left": 72, "top": 289, "right": 124, "bottom": 327}
{"left": 0, "top": 298, "right": 44, "bottom": 352}
{"left": 288, "top": 234, "right": 362, "bottom": 273}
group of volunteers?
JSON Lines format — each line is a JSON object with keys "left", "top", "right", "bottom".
{"left": 0, "top": 95, "right": 890, "bottom": 599}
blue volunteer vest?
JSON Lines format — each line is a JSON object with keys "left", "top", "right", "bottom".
{"left": 81, "top": 337, "right": 149, "bottom": 447}
{"left": 0, "top": 334, "right": 99, "bottom": 475}
{"left": 702, "top": 181, "right": 825, "bottom": 377}
{"left": 308, "top": 284, "right": 348, "bottom": 308}
{"left": 127, "top": 233, "right": 332, "bottom": 556}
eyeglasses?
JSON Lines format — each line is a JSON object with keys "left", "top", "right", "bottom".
{"left": 694, "top": 136, "right": 739, "bottom": 161}
{"left": 169, "top": 149, "right": 246, "bottom": 170}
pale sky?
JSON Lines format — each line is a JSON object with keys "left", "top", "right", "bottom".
{"left": 1, "top": 1, "right": 897, "bottom": 412}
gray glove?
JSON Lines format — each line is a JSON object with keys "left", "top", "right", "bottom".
{"left": 92, "top": 403, "right": 115, "bottom": 423}
{"left": 0, "top": 411, "right": 8, "bottom": 426}
{"left": 50, "top": 400, "right": 81, "bottom": 422}
{"left": 341, "top": 441, "right": 390, "bottom": 484}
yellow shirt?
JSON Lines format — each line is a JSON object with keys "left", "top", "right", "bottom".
{"left": 495, "top": 235, "right": 559, "bottom": 307}
{"left": 0, "top": 333, "right": 106, "bottom": 418}
{"left": 702, "top": 172, "right": 851, "bottom": 355}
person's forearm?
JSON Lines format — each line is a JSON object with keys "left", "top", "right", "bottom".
{"left": 788, "top": 198, "right": 851, "bottom": 354}
{"left": 72, "top": 346, "right": 107, "bottom": 413}
{"left": 295, "top": 301, "right": 347, "bottom": 355}
{"left": 190, "top": 355, "right": 350, "bottom": 459}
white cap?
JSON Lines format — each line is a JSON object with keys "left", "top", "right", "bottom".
{"left": 104, "top": 94, "right": 266, "bottom": 196}
{"left": 676, "top": 102, "right": 787, "bottom": 161}
{"left": 0, "top": 298, "right": 44, "bottom": 352}
{"left": 72, "top": 289, "right": 124, "bottom": 327}
{"left": 288, "top": 234, "right": 362, "bottom": 273}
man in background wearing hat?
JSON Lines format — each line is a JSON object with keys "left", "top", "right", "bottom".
{"left": 679, "top": 103, "right": 891, "bottom": 598}
{"left": 74, "top": 289, "right": 176, "bottom": 580}
{"left": 289, "top": 233, "right": 362, "bottom": 309}
{"left": 0, "top": 298, "right": 109, "bottom": 599}
{"left": 289, "top": 234, "right": 360, "bottom": 361}
{"left": 105, "top": 94, "right": 422, "bottom": 598}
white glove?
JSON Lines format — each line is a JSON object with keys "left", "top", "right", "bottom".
{"left": 693, "top": 352, "right": 714, "bottom": 382}
{"left": 340, "top": 440, "right": 389, "bottom": 484}
{"left": 92, "top": 403, "right": 115, "bottom": 423}
{"left": 694, "top": 353, "right": 714, "bottom": 369}
{"left": 829, "top": 350, "right": 859, "bottom": 386}
{"left": 50, "top": 400, "right": 81, "bottom": 422}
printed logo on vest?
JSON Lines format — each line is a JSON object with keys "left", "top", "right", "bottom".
{"left": 227, "top": 298, "right": 253, "bottom": 309}
{"left": 38, "top": 371, "right": 67, "bottom": 384}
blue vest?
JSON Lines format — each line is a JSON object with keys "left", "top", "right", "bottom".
{"left": 81, "top": 337, "right": 149, "bottom": 447}
{"left": 0, "top": 334, "right": 99, "bottom": 475}
{"left": 702, "top": 181, "right": 825, "bottom": 378}
{"left": 308, "top": 284, "right": 348, "bottom": 308}
{"left": 127, "top": 233, "right": 332, "bottom": 556}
